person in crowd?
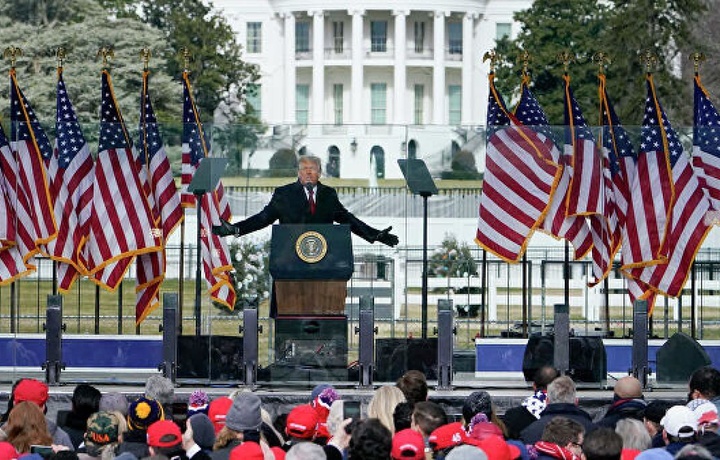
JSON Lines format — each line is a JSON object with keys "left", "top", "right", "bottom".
{"left": 635, "top": 449, "right": 673, "bottom": 460}
{"left": 212, "top": 393, "right": 269, "bottom": 460}
{"left": 533, "top": 416, "right": 585, "bottom": 460}
{"left": 326, "top": 401, "right": 345, "bottom": 445}
{"left": 411, "top": 401, "right": 447, "bottom": 442}
{"left": 0, "top": 441, "right": 18, "bottom": 459}
{"left": 116, "top": 396, "right": 164, "bottom": 458}
{"left": 144, "top": 376, "right": 175, "bottom": 422}
{"left": 393, "top": 402, "right": 414, "bottom": 433}
{"left": 368, "top": 386, "right": 406, "bottom": 436}
{"left": 693, "top": 401, "right": 720, "bottom": 457}
{"left": 286, "top": 441, "right": 327, "bottom": 460}
{"left": 60, "top": 384, "right": 102, "bottom": 450}
{"left": 520, "top": 376, "right": 594, "bottom": 444}
{"left": 596, "top": 377, "right": 647, "bottom": 429}
{"left": 187, "top": 414, "right": 216, "bottom": 455}
{"left": 261, "top": 407, "right": 285, "bottom": 449}
{"left": 462, "top": 391, "right": 508, "bottom": 439}
{"left": 583, "top": 427, "right": 623, "bottom": 460}
{"left": 391, "top": 428, "right": 425, "bottom": 460}
{"left": 208, "top": 397, "right": 234, "bottom": 434}
{"left": 660, "top": 405, "right": 697, "bottom": 456}
{"left": 615, "top": 418, "right": 651, "bottom": 460}
{"left": 146, "top": 420, "right": 187, "bottom": 459}
{"left": 228, "top": 440, "right": 264, "bottom": 460}
{"left": 471, "top": 433, "right": 521, "bottom": 460}
{"left": 348, "top": 418, "right": 392, "bottom": 460}
{"left": 78, "top": 411, "right": 126, "bottom": 460}
{"left": 674, "top": 444, "right": 714, "bottom": 460}
{"left": 428, "top": 422, "right": 471, "bottom": 457}
{"left": 310, "top": 386, "right": 340, "bottom": 444}
{"left": 445, "top": 444, "right": 488, "bottom": 460}
{"left": 688, "top": 367, "right": 720, "bottom": 414}
{"left": 643, "top": 400, "right": 673, "bottom": 448}
{"left": 9, "top": 379, "right": 74, "bottom": 450}
{"left": 283, "top": 405, "right": 319, "bottom": 451}
{"left": 396, "top": 371, "right": 428, "bottom": 407}
{"left": 5, "top": 401, "right": 55, "bottom": 455}
{"left": 99, "top": 393, "right": 128, "bottom": 418}
{"left": 502, "top": 366, "right": 558, "bottom": 440}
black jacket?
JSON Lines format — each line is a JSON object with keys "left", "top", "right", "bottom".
{"left": 502, "top": 405, "right": 539, "bottom": 440}
{"left": 594, "top": 398, "right": 646, "bottom": 429}
{"left": 520, "top": 403, "right": 595, "bottom": 445}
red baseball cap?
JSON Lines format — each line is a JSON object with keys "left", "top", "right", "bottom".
{"left": 0, "top": 441, "right": 18, "bottom": 459}
{"left": 392, "top": 429, "right": 425, "bottom": 460}
{"left": 146, "top": 420, "right": 182, "bottom": 448}
{"left": 474, "top": 435, "right": 521, "bottom": 460}
{"left": 230, "top": 441, "right": 264, "bottom": 460}
{"left": 13, "top": 379, "right": 49, "bottom": 406}
{"left": 208, "top": 396, "right": 234, "bottom": 434}
{"left": 428, "top": 422, "right": 468, "bottom": 451}
{"left": 285, "top": 404, "right": 319, "bottom": 439}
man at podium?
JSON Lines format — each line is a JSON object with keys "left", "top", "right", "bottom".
{"left": 212, "top": 155, "right": 399, "bottom": 247}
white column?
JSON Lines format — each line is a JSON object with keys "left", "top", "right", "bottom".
{"left": 283, "top": 13, "right": 297, "bottom": 124}
{"left": 311, "top": 11, "right": 325, "bottom": 124}
{"left": 350, "top": 9, "right": 365, "bottom": 124}
{"left": 432, "top": 11, "right": 447, "bottom": 125}
{"left": 393, "top": 10, "right": 408, "bottom": 125}
{"left": 461, "top": 13, "right": 475, "bottom": 125}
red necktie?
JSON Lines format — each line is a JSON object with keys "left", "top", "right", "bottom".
{"left": 308, "top": 188, "right": 316, "bottom": 214}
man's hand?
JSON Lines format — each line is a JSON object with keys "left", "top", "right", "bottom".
{"left": 212, "top": 219, "right": 239, "bottom": 237}
{"left": 375, "top": 226, "right": 399, "bottom": 247}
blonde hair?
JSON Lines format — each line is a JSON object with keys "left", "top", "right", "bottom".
{"left": 367, "top": 385, "right": 406, "bottom": 434}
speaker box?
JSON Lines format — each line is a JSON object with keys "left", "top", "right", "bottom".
{"left": 177, "top": 335, "right": 243, "bottom": 380}
{"left": 656, "top": 332, "right": 711, "bottom": 383}
{"left": 375, "top": 338, "right": 438, "bottom": 381}
{"left": 522, "top": 335, "right": 606, "bottom": 383}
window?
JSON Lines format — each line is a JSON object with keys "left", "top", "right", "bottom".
{"left": 448, "top": 85, "right": 461, "bottom": 125}
{"left": 333, "top": 84, "right": 343, "bottom": 125}
{"left": 496, "top": 23, "right": 512, "bottom": 41}
{"left": 448, "top": 22, "right": 462, "bottom": 55}
{"left": 414, "top": 21, "right": 425, "bottom": 53}
{"left": 296, "top": 21, "right": 310, "bottom": 53}
{"left": 413, "top": 84, "right": 424, "bottom": 125}
{"left": 246, "top": 22, "right": 262, "bottom": 53}
{"left": 296, "top": 84, "right": 309, "bottom": 125}
{"left": 245, "top": 84, "right": 261, "bottom": 119}
{"left": 370, "top": 83, "right": 387, "bottom": 125}
{"left": 371, "top": 146, "right": 385, "bottom": 178}
{"left": 333, "top": 21, "right": 344, "bottom": 53}
{"left": 370, "top": 21, "right": 387, "bottom": 52}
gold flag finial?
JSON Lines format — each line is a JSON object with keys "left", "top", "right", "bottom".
{"left": 518, "top": 49, "right": 531, "bottom": 77}
{"left": 639, "top": 49, "right": 658, "bottom": 73}
{"left": 689, "top": 52, "right": 706, "bottom": 75}
{"left": 140, "top": 47, "right": 152, "bottom": 71}
{"left": 556, "top": 50, "right": 575, "bottom": 74}
{"left": 592, "top": 51, "right": 611, "bottom": 75}
{"left": 180, "top": 47, "right": 192, "bottom": 73}
{"left": 483, "top": 50, "right": 498, "bottom": 73}
{"left": 97, "top": 46, "right": 114, "bottom": 69}
{"left": 3, "top": 46, "right": 23, "bottom": 68}
{"left": 56, "top": 47, "right": 66, "bottom": 69}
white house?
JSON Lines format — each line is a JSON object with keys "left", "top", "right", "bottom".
{"left": 212, "top": 0, "right": 532, "bottom": 179}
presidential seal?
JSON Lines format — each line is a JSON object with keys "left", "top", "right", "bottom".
{"left": 295, "top": 231, "right": 328, "bottom": 263}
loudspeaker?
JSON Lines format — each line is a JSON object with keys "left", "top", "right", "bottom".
{"left": 375, "top": 338, "right": 438, "bottom": 381}
{"left": 177, "top": 335, "right": 243, "bottom": 380}
{"left": 656, "top": 332, "right": 711, "bottom": 383}
{"left": 522, "top": 335, "right": 606, "bottom": 383}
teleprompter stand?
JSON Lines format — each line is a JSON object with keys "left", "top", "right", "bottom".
{"left": 398, "top": 158, "right": 438, "bottom": 339}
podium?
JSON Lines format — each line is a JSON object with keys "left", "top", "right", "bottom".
{"left": 269, "top": 224, "right": 353, "bottom": 381}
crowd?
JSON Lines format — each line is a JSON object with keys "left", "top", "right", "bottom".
{"left": 0, "top": 366, "right": 719, "bottom": 460}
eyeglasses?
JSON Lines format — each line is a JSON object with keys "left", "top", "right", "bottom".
{"left": 571, "top": 441, "right": 583, "bottom": 450}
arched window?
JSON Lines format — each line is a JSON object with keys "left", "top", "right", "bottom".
{"left": 370, "top": 146, "right": 385, "bottom": 179}
{"left": 327, "top": 146, "right": 340, "bottom": 177}
{"left": 408, "top": 139, "right": 418, "bottom": 159}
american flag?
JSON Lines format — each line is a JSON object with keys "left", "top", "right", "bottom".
{"left": 81, "top": 70, "right": 160, "bottom": 290}
{"left": 182, "top": 72, "right": 236, "bottom": 309}
{"left": 598, "top": 74, "right": 653, "bottom": 308}
{"left": 692, "top": 75, "right": 720, "bottom": 211}
{"left": 620, "top": 75, "right": 674, "bottom": 274}
{"left": 475, "top": 73, "right": 562, "bottom": 262}
{"left": 514, "top": 76, "right": 592, "bottom": 259}
{"left": 633, "top": 75, "right": 713, "bottom": 300}
{"left": 0, "top": 123, "right": 33, "bottom": 283}
{"left": 563, "top": 75, "right": 613, "bottom": 286}
{"left": 10, "top": 69, "right": 56, "bottom": 252}
{"left": 134, "top": 70, "right": 184, "bottom": 324}
{"left": 44, "top": 71, "right": 94, "bottom": 292}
